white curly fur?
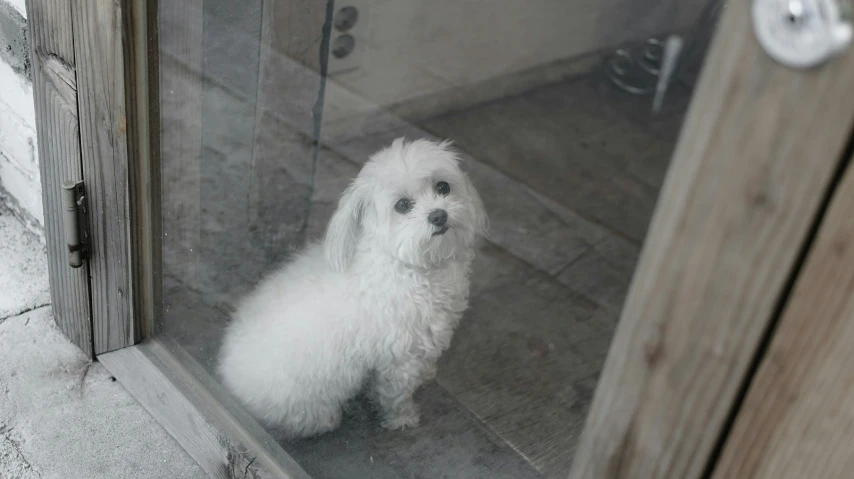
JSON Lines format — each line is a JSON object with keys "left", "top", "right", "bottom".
{"left": 217, "top": 138, "right": 487, "bottom": 438}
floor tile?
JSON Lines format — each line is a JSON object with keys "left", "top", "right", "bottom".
{"left": 422, "top": 83, "right": 661, "bottom": 243}
{"left": 556, "top": 235, "right": 641, "bottom": 312}
{"left": 283, "top": 383, "right": 543, "bottom": 479}
{"left": 439, "top": 245, "right": 610, "bottom": 477}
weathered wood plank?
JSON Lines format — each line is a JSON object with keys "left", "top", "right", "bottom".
{"left": 711, "top": 155, "right": 854, "bottom": 479}
{"left": 26, "top": 0, "right": 92, "bottom": 356}
{"left": 99, "top": 345, "right": 235, "bottom": 479}
{"left": 568, "top": 1, "right": 854, "bottom": 477}
{"left": 71, "top": 0, "right": 133, "bottom": 353}
{"left": 126, "top": 0, "right": 160, "bottom": 339}
{"left": 99, "top": 338, "right": 312, "bottom": 479}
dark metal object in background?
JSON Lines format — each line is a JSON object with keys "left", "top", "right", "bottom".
{"left": 603, "top": 0, "right": 725, "bottom": 96}
{"left": 332, "top": 33, "right": 355, "bottom": 58}
{"left": 331, "top": 6, "right": 359, "bottom": 61}
{"left": 334, "top": 6, "right": 358, "bottom": 32}
{"left": 604, "top": 38, "right": 666, "bottom": 95}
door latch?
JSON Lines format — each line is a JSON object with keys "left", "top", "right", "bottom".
{"left": 753, "top": 0, "right": 853, "bottom": 69}
{"left": 61, "top": 180, "right": 89, "bottom": 268}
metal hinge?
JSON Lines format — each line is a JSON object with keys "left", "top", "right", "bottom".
{"left": 61, "top": 180, "right": 90, "bottom": 268}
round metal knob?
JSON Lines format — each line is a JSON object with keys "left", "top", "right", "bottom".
{"left": 753, "top": 0, "right": 852, "bottom": 68}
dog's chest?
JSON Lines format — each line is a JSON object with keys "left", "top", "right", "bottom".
{"left": 362, "top": 261, "right": 470, "bottom": 326}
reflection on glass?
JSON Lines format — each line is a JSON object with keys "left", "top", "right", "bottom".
{"left": 158, "top": 0, "right": 722, "bottom": 477}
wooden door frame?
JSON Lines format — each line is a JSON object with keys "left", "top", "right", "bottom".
{"left": 28, "top": 0, "right": 854, "bottom": 478}
{"left": 26, "top": 0, "right": 93, "bottom": 357}
{"left": 568, "top": 2, "right": 854, "bottom": 477}
{"left": 27, "top": 0, "right": 142, "bottom": 357}
{"left": 28, "top": 0, "right": 305, "bottom": 477}
{"left": 710, "top": 146, "right": 854, "bottom": 479}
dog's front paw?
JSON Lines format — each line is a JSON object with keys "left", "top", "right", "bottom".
{"left": 382, "top": 405, "right": 420, "bottom": 430}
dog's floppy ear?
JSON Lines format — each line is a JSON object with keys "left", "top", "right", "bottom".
{"left": 324, "top": 180, "right": 368, "bottom": 272}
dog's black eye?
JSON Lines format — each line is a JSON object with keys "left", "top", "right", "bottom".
{"left": 436, "top": 181, "right": 451, "bottom": 196}
{"left": 394, "top": 198, "right": 413, "bottom": 214}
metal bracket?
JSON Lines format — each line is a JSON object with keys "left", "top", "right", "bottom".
{"left": 753, "top": 0, "right": 853, "bottom": 69}
{"left": 61, "top": 180, "right": 90, "bottom": 268}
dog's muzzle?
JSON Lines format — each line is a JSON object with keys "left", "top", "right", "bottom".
{"left": 429, "top": 208, "right": 449, "bottom": 236}
{"left": 432, "top": 225, "right": 449, "bottom": 236}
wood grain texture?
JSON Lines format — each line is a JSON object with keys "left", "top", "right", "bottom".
{"left": 126, "top": 0, "right": 160, "bottom": 340}
{"left": 99, "top": 339, "right": 311, "bottom": 479}
{"left": 568, "top": 2, "right": 854, "bottom": 478}
{"left": 71, "top": 0, "right": 134, "bottom": 353}
{"left": 99, "top": 345, "right": 237, "bottom": 479}
{"left": 26, "top": 0, "right": 92, "bottom": 357}
{"left": 710, "top": 156, "right": 854, "bottom": 479}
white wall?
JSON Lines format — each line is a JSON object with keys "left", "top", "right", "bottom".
{"left": 0, "top": 0, "right": 41, "bottom": 227}
{"left": 0, "top": 35, "right": 41, "bottom": 226}
{"left": 5, "top": 0, "right": 23, "bottom": 17}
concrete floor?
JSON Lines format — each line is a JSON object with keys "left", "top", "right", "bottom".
{"left": 0, "top": 210, "right": 206, "bottom": 479}
{"left": 159, "top": 67, "right": 691, "bottom": 478}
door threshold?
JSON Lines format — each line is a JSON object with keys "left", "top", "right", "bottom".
{"left": 99, "top": 337, "right": 310, "bottom": 479}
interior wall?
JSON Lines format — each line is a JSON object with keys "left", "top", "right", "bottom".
{"left": 322, "top": 0, "right": 710, "bottom": 124}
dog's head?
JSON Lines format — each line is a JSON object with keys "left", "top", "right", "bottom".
{"left": 324, "top": 138, "right": 487, "bottom": 271}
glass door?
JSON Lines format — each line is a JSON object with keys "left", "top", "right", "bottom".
{"left": 157, "top": 0, "right": 722, "bottom": 477}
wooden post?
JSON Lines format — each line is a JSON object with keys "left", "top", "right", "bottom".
{"left": 70, "top": 0, "right": 135, "bottom": 354}
{"left": 711, "top": 152, "right": 854, "bottom": 478}
{"left": 568, "top": 1, "right": 854, "bottom": 477}
{"left": 26, "top": 0, "right": 93, "bottom": 356}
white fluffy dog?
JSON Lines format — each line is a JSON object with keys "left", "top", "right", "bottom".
{"left": 217, "top": 138, "right": 487, "bottom": 438}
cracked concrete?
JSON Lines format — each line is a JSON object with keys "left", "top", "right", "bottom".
{"left": 0, "top": 211, "right": 206, "bottom": 478}
{"left": 1, "top": 424, "right": 39, "bottom": 479}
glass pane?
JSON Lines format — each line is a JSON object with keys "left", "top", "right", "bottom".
{"left": 158, "top": 0, "right": 723, "bottom": 477}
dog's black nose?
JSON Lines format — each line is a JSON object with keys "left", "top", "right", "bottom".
{"left": 428, "top": 209, "right": 448, "bottom": 227}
